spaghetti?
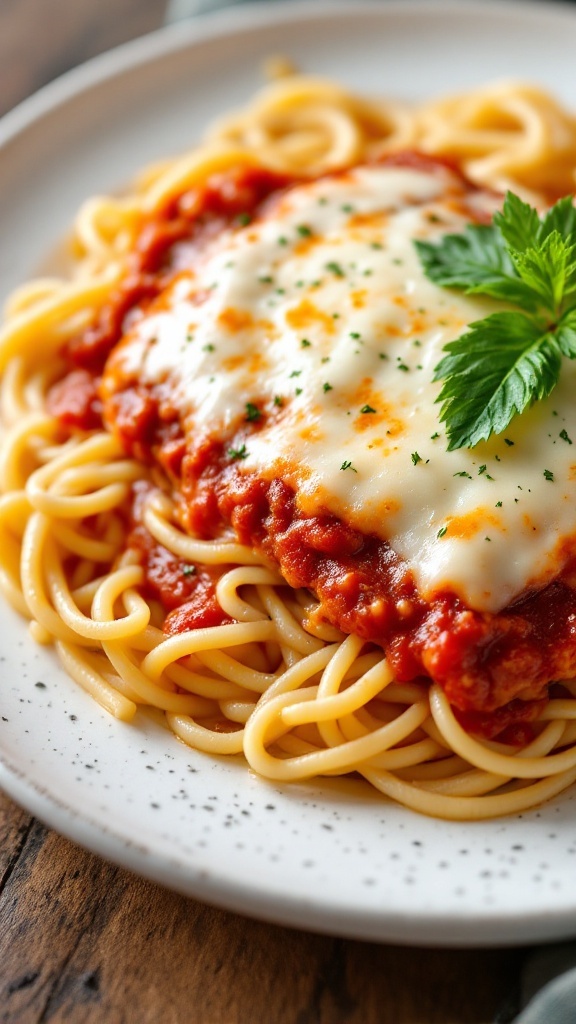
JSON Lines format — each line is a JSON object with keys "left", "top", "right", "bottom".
{"left": 3, "top": 75, "right": 576, "bottom": 820}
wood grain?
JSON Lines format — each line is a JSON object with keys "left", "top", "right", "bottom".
{"left": 0, "top": 795, "right": 524, "bottom": 1024}
{"left": 0, "top": 3, "right": 529, "bottom": 1022}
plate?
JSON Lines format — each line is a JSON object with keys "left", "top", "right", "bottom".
{"left": 3, "top": 0, "right": 576, "bottom": 947}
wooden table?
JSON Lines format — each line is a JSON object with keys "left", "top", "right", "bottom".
{"left": 0, "top": 2, "right": 530, "bottom": 1020}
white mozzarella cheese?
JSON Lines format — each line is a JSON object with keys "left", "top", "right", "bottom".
{"left": 109, "top": 165, "right": 576, "bottom": 612}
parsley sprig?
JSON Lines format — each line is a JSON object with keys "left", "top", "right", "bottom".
{"left": 415, "top": 192, "right": 576, "bottom": 450}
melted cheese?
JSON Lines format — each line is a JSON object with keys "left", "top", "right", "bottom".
{"left": 108, "top": 165, "right": 576, "bottom": 612}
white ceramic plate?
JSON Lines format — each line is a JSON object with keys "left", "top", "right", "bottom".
{"left": 3, "top": 0, "right": 576, "bottom": 946}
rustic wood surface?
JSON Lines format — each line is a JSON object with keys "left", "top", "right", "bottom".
{"left": 0, "top": 784, "right": 525, "bottom": 1024}
{"left": 0, "top": 1, "right": 530, "bottom": 1021}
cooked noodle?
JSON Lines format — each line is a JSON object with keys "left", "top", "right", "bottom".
{"left": 3, "top": 75, "right": 576, "bottom": 819}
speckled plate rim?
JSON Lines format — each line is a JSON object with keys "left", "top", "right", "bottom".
{"left": 2, "top": 0, "right": 576, "bottom": 947}
{"left": 0, "top": 745, "right": 575, "bottom": 949}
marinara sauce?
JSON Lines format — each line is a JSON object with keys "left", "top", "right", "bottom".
{"left": 48, "top": 157, "right": 576, "bottom": 740}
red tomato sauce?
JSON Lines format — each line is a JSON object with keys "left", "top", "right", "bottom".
{"left": 48, "top": 158, "right": 576, "bottom": 740}
{"left": 173, "top": 436, "right": 576, "bottom": 725}
{"left": 128, "top": 482, "right": 232, "bottom": 633}
{"left": 116, "top": 394, "right": 576, "bottom": 735}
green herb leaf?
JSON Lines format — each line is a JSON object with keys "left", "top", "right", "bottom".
{"left": 434, "top": 312, "right": 563, "bottom": 450}
{"left": 415, "top": 224, "right": 538, "bottom": 310}
{"left": 552, "top": 308, "right": 576, "bottom": 357}
{"left": 510, "top": 231, "right": 576, "bottom": 312}
{"left": 417, "top": 191, "right": 576, "bottom": 448}
{"left": 228, "top": 444, "right": 249, "bottom": 460}
{"left": 492, "top": 191, "right": 540, "bottom": 253}
{"left": 245, "top": 402, "right": 261, "bottom": 423}
{"left": 540, "top": 196, "right": 576, "bottom": 249}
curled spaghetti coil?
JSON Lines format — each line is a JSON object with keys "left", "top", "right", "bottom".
{"left": 415, "top": 80, "right": 576, "bottom": 200}
{"left": 205, "top": 75, "right": 418, "bottom": 175}
{"left": 2, "top": 76, "right": 576, "bottom": 819}
{"left": 1, "top": 414, "right": 575, "bottom": 818}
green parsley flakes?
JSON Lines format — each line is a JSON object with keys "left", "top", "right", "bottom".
{"left": 228, "top": 444, "right": 249, "bottom": 460}
{"left": 245, "top": 403, "right": 261, "bottom": 423}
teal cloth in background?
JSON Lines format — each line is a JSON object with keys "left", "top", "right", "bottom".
{"left": 163, "top": 2, "right": 576, "bottom": 1022}
{"left": 496, "top": 943, "right": 576, "bottom": 1023}
{"left": 515, "top": 968, "right": 576, "bottom": 1024}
